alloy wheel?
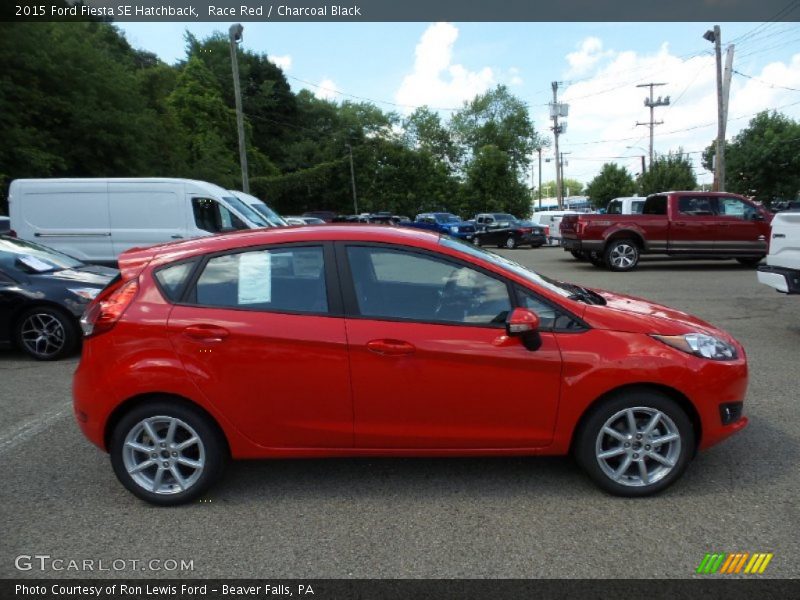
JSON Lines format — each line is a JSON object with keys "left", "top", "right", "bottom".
{"left": 594, "top": 407, "right": 681, "bottom": 487}
{"left": 608, "top": 243, "right": 637, "bottom": 270}
{"left": 122, "top": 416, "right": 206, "bottom": 495}
{"left": 20, "top": 312, "right": 66, "bottom": 358}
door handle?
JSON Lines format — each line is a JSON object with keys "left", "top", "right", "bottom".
{"left": 182, "top": 324, "right": 229, "bottom": 343}
{"left": 171, "top": 234, "right": 184, "bottom": 239}
{"left": 366, "top": 339, "right": 415, "bottom": 356}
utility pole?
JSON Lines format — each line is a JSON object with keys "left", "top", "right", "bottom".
{"left": 560, "top": 152, "right": 571, "bottom": 199}
{"left": 345, "top": 143, "right": 358, "bottom": 215}
{"left": 537, "top": 147, "right": 542, "bottom": 210}
{"left": 550, "top": 82, "right": 569, "bottom": 209}
{"left": 705, "top": 25, "right": 733, "bottom": 191}
{"left": 229, "top": 24, "right": 249, "bottom": 193}
{"left": 635, "top": 82, "right": 670, "bottom": 168}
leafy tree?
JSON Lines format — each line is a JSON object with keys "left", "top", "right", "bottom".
{"left": 539, "top": 178, "right": 585, "bottom": 197}
{"left": 460, "top": 145, "right": 531, "bottom": 218}
{"left": 403, "top": 107, "right": 459, "bottom": 170}
{"left": 702, "top": 111, "right": 800, "bottom": 205}
{"left": 638, "top": 150, "right": 697, "bottom": 195}
{"left": 585, "top": 164, "right": 637, "bottom": 208}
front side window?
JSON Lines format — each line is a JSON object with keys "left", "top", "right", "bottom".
{"left": 631, "top": 200, "right": 644, "bottom": 214}
{"left": 717, "top": 197, "right": 755, "bottom": 219}
{"left": 192, "top": 198, "right": 248, "bottom": 233}
{"left": 191, "top": 246, "right": 327, "bottom": 313}
{"left": 346, "top": 246, "right": 511, "bottom": 325}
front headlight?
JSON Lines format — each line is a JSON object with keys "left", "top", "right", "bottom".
{"left": 652, "top": 333, "right": 738, "bottom": 361}
{"left": 450, "top": 225, "right": 459, "bottom": 233}
{"left": 68, "top": 287, "right": 100, "bottom": 302}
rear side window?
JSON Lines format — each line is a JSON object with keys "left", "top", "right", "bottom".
{"left": 642, "top": 196, "right": 667, "bottom": 215}
{"left": 678, "top": 196, "right": 715, "bottom": 216}
{"left": 191, "top": 246, "right": 327, "bottom": 314}
{"left": 155, "top": 261, "right": 196, "bottom": 301}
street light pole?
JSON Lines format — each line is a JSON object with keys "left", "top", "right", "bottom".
{"left": 345, "top": 143, "right": 358, "bottom": 215}
{"left": 229, "top": 23, "right": 249, "bottom": 193}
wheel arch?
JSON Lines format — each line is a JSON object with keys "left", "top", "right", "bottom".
{"left": 103, "top": 392, "right": 231, "bottom": 456}
{"left": 568, "top": 382, "right": 702, "bottom": 455}
{"left": 603, "top": 230, "right": 646, "bottom": 250}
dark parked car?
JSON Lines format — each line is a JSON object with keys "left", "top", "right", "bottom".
{"left": 401, "top": 213, "right": 476, "bottom": 240}
{"left": 0, "top": 216, "right": 10, "bottom": 235}
{"left": 0, "top": 236, "right": 117, "bottom": 359}
{"left": 474, "top": 214, "right": 547, "bottom": 249}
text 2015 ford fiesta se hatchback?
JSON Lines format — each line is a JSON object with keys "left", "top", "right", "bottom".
{"left": 73, "top": 226, "right": 748, "bottom": 505}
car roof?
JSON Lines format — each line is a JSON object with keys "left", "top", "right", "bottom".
{"left": 118, "top": 225, "right": 444, "bottom": 277}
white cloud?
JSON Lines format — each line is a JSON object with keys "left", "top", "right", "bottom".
{"left": 565, "top": 37, "right": 614, "bottom": 77}
{"left": 508, "top": 67, "right": 523, "bottom": 86}
{"left": 270, "top": 54, "right": 292, "bottom": 71}
{"left": 314, "top": 78, "right": 340, "bottom": 101}
{"left": 395, "top": 22, "right": 494, "bottom": 111}
{"left": 538, "top": 41, "right": 800, "bottom": 188}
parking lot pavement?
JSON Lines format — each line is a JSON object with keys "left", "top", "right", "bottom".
{"left": 1, "top": 247, "right": 798, "bottom": 579}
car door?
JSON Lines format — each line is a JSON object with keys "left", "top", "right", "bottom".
{"left": 714, "top": 196, "right": 769, "bottom": 255}
{"left": 668, "top": 195, "right": 719, "bottom": 254}
{"left": 167, "top": 244, "right": 353, "bottom": 448}
{"left": 338, "top": 243, "right": 562, "bottom": 449}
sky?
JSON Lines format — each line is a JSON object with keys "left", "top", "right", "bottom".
{"left": 118, "top": 21, "right": 800, "bottom": 189}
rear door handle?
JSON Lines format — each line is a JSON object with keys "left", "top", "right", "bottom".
{"left": 366, "top": 339, "right": 415, "bottom": 356}
{"left": 182, "top": 324, "right": 229, "bottom": 343}
{"left": 171, "top": 234, "right": 184, "bottom": 239}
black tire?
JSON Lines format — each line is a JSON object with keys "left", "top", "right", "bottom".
{"left": 472, "top": 236, "right": 481, "bottom": 247}
{"left": 570, "top": 249, "right": 585, "bottom": 260}
{"left": 736, "top": 256, "right": 764, "bottom": 267}
{"left": 15, "top": 306, "right": 79, "bottom": 361}
{"left": 604, "top": 239, "right": 640, "bottom": 271}
{"left": 574, "top": 389, "right": 695, "bottom": 497}
{"left": 110, "top": 400, "right": 227, "bottom": 506}
{"left": 588, "top": 251, "right": 606, "bottom": 267}
{"left": 503, "top": 236, "right": 517, "bottom": 249}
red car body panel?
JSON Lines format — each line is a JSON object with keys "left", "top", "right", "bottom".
{"left": 73, "top": 225, "right": 748, "bottom": 459}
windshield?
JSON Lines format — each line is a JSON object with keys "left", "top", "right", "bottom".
{"left": 250, "top": 203, "right": 288, "bottom": 226}
{"left": 435, "top": 213, "right": 461, "bottom": 223}
{"left": 0, "top": 236, "right": 84, "bottom": 273}
{"left": 221, "top": 196, "right": 270, "bottom": 228}
{"left": 439, "top": 237, "right": 573, "bottom": 298}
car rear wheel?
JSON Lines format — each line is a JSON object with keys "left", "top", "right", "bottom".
{"left": 110, "top": 401, "right": 227, "bottom": 506}
{"left": 736, "top": 256, "right": 764, "bottom": 267}
{"left": 575, "top": 390, "right": 694, "bottom": 496}
{"left": 472, "top": 236, "right": 481, "bottom": 247}
{"left": 504, "top": 237, "right": 517, "bottom": 249}
{"left": 570, "top": 249, "right": 585, "bottom": 260}
{"left": 605, "top": 239, "right": 640, "bottom": 271}
{"left": 15, "top": 307, "right": 78, "bottom": 360}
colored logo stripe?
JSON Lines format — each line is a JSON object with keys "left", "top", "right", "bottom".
{"left": 697, "top": 552, "right": 773, "bottom": 574}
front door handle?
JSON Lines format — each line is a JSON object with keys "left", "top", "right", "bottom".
{"left": 182, "top": 324, "right": 229, "bottom": 343}
{"left": 366, "top": 339, "right": 415, "bottom": 356}
{"left": 171, "top": 234, "right": 184, "bottom": 239}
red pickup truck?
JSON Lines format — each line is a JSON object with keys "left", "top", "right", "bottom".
{"left": 560, "top": 191, "right": 773, "bottom": 271}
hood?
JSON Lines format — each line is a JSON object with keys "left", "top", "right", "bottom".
{"left": 33, "top": 265, "right": 117, "bottom": 287}
{"left": 582, "top": 289, "right": 722, "bottom": 337}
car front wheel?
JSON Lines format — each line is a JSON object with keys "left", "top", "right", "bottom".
{"left": 575, "top": 390, "right": 695, "bottom": 497}
{"left": 110, "top": 401, "right": 227, "bottom": 506}
{"left": 15, "top": 306, "right": 78, "bottom": 360}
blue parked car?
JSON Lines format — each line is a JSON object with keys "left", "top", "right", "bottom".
{"left": 401, "top": 213, "right": 476, "bottom": 241}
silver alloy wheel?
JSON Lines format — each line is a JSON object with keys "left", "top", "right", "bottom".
{"left": 20, "top": 312, "right": 66, "bottom": 358}
{"left": 505, "top": 237, "right": 516, "bottom": 249}
{"left": 472, "top": 236, "right": 480, "bottom": 246}
{"left": 122, "top": 416, "right": 206, "bottom": 495}
{"left": 609, "top": 243, "right": 637, "bottom": 269}
{"left": 595, "top": 407, "right": 681, "bottom": 487}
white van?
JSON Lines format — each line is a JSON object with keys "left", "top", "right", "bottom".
{"left": 530, "top": 210, "right": 578, "bottom": 246}
{"left": 9, "top": 178, "right": 270, "bottom": 264}
{"left": 229, "top": 190, "right": 288, "bottom": 227}
{"left": 757, "top": 210, "right": 800, "bottom": 294}
{"left": 606, "top": 196, "right": 644, "bottom": 215}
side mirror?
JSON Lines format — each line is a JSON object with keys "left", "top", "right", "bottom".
{"left": 506, "top": 308, "right": 542, "bottom": 351}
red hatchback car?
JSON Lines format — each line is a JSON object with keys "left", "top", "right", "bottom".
{"left": 73, "top": 226, "right": 748, "bottom": 505}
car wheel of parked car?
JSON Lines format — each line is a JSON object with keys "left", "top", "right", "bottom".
{"left": 736, "top": 256, "right": 764, "bottom": 267}
{"left": 15, "top": 306, "right": 78, "bottom": 361}
{"left": 575, "top": 389, "right": 695, "bottom": 497}
{"left": 472, "top": 236, "right": 481, "bottom": 247}
{"left": 588, "top": 251, "right": 605, "bottom": 267}
{"left": 570, "top": 249, "right": 585, "bottom": 260}
{"left": 605, "top": 239, "right": 640, "bottom": 271}
{"left": 504, "top": 237, "right": 517, "bottom": 249}
{"left": 110, "top": 401, "right": 227, "bottom": 506}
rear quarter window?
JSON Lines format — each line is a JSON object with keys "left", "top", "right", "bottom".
{"left": 155, "top": 261, "right": 196, "bottom": 301}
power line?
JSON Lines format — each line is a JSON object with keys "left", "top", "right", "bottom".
{"left": 734, "top": 69, "right": 800, "bottom": 92}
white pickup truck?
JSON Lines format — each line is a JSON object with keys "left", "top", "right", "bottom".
{"left": 757, "top": 211, "right": 800, "bottom": 294}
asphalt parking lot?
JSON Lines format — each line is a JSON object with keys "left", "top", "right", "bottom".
{"left": 1, "top": 247, "right": 798, "bottom": 579}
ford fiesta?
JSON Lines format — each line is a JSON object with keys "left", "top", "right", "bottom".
{"left": 73, "top": 226, "right": 748, "bottom": 505}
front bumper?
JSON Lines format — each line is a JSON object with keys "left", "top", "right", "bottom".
{"left": 757, "top": 265, "right": 800, "bottom": 294}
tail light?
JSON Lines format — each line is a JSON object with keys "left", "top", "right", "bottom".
{"left": 544, "top": 226, "right": 550, "bottom": 236}
{"left": 80, "top": 278, "right": 139, "bottom": 337}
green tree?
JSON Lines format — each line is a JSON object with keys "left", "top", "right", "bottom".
{"left": 460, "top": 145, "right": 531, "bottom": 218}
{"left": 540, "top": 178, "right": 584, "bottom": 197}
{"left": 702, "top": 111, "right": 800, "bottom": 205}
{"left": 585, "top": 164, "right": 637, "bottom": 208}
{"left": 638, "top": 150, "right": 697, "bottom": 195}
{"left": 403, "top": 107, "right": 459, "bottom": 170}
